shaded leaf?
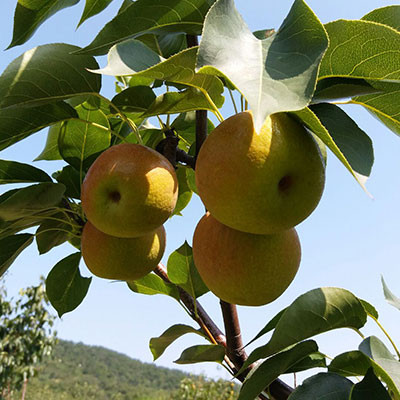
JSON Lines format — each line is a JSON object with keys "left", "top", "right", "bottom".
{"left": 172, "top": 166, "right": 192, "bottom": 216}
{"left": 78, "top": 0, "right": 215, "bottom": 55}
{"left": 288, "top": 373, "right": 353, "bottom": 400}
{"left": 167, "top": 242, "right": 208, "bottom": 298}
{"left": 0, "top": 44, "right": 101, "bottom": 110}
{"left": 0, "top": 160, "right": 51, "bottom": 184}
{"left": 149, "top": 324, "right": 207, "bottom": 361}
{"left": 286, "top": 352, "right": 327, "bottom": 374}
{"left": 138, "top": 33, "right": 187, "bottom": 58}
{"left": 53, "top": 166, "right": 81, "bottom": 199}
{"left": 111, "top": 86, "right": 156, "bottom": 113}
{"left": 9, "top": 0, "right": 80, "bottom": 48}
{"left": 351, "top": 368, "right": 392, "bottom": 400}
{"left": 239, "top": 341, "right": 318, "bottom": 400}
{"left": 174, "top": 344, "right": 225, "bottom": 365}
{"left": 359, "top": 299, "right": 379, "bottom": 319}
{"left": 127, "top": 273, "right": 180, "bottom": 300}
{"left": 34, "top": 123, "right": 63, "bottom": 161}
{"left": 381, "top": 276, "right": 400, "bottom": 311}
{"left": 0, "top": 234, "right": 34, "bottom": 277}
{"left": 78, "top": 0, "right": 114, "bottom": 27}
{"left": 46, "top": 253, "right": 91, "bottom": 317}
{"left": 197, "top": 0, "right": 328, "bottom": 131}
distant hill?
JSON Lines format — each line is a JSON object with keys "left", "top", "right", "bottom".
{"left": 22, "top": 340, "right": 238, "bottom": 400}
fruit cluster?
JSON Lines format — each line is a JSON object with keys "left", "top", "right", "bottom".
{"left": 192, "top": 111, "right": 326, "bottom": 306}
{"left": 80, "top": 143, "right": 178, "bottom": 281}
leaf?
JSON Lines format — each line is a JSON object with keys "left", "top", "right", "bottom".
{"left": 319, "top": 20, "right": 400, "bottom": 82}
{"left": 351, "top": 368, "right": 392, "bottom": 400}
{"left": 286, "top": 352, "right": 327, "bottom": 373}
{"left": 172, "top": 166, "right": 192, "bottom": 216}
{"left": 0, "top": 160, "right": 51, "bottom": 184}
{"left": 53, "top": 166, "right": 81, "bottom": 199}
{"left": 288, "top": 373, "right": 353, "bottom": 400}
{"left": 149, "top": 324, "right": 207, "bottom": 361}
{"left": 238, "top": 341, "right": 318, "bottom": 400}
{"left": 291, "top": 107, "right": 369, "bottom": 190}
{"left": 309, "top": 103, "right": 374, "bottom": 180}
{"left": 111, "top": 86, "right": 156, "bottom": 113}
{"left": 167, "top": 242, "right": 208, "bottom": 299}
{"left": 362, "top": 6, "right": 400, "bottom": 32}
{"left": 78, "top": 0, "right": 215, "bottom": 55}
{"left": 92, "top": 43, "right": 224, "bottom": 110}
{"left": 59, "top": 102, "right": 111, "bottom": 171}
{"left": 78, "top": 0, "right": 114, "bottom": 27}
{"left": 0, "top": 234, "right": 34, "bottom": 277}
{"left": 35, "top": 213, "right": 71, "bottom": 254}
{"left": 174, "top": 344, "right": 225, "bottom": 365}
{"left": 0, "top": 102, "right": 77, "bottom": 152}
{"left": 381, "top": 276, "right": 400, "bottom": 311}
{"left": 34, "top": 124, "right": 63, "bottom": 161}
{"left": 9, "top": 0, "right": 80, "bottom": 48}
{"left": 0, "top": 44, "right": 101, "bottom": 110}
{"left": 243, "top": 288, "right": 367, "bottom": 371}
{"left": 0, "top": 183, "right": 66, "bottom": 221}
{"left": 359, "top": 299, "right": 379, "bottom": 319}
{"left": 46, "top": 253, "right": 91, "bottom": 317}
{"left": 197, "top": 0, "right": 328, "bottom": 131}
{"left": 127, "top": 273, "right": 180, "bottom": 300}
{"left": 139, "top": 33, "right": 187, "bottom": 58}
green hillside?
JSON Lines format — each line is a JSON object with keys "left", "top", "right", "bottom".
{"left": 21, "top": 340, "right": 238, "bottom": 400}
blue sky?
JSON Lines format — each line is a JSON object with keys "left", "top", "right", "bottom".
{"left": 1, "top": 0, "right": 400, "bottom": 382}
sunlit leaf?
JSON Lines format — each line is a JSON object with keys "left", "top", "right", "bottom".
{"left": 381, "top": 276, "right": 400, "bottom": 311}
{"left": 362, "top": 5, "right": 400, "bottom": 31}
{"left": 174, "top": 344, "right": 225, "bottom": 365}
{"left": 127, "top": 273, "right": 180, "bottom": 300}
{"left": 172, "top": 166, "right": 192, "bottom": 216}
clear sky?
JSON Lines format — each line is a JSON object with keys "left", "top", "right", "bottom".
{"left": 1, "top": 0, "right": 400, "bottom": 384}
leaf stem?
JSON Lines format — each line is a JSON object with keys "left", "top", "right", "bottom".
{"left": 371, "top": 316, "right": 400, "bottom": 359}
{"left": 228, "top": 88, "right": 238, "bottom": 114}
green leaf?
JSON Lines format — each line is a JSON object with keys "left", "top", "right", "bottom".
{"left": 286, "top": 352, "right": 327, "bottom": 373}
{"left": 362, "top": 6, "right": 400, "bottom": 31}
{"left": 0, "top": 44, "right": 101, "bottom": 110}
{"left": 35, "top": 213, "right": 71, "bottom": 254}
{"left": 34, "top": 124, "right": 63, "bottom": 161}
{"left": 238, "top": 341, "right": 318, "bottom": 400}
{"left": 320, "top": 20, "right": 400, "bottom": 82}
{"left": 174, "top": 344, "right": 225, "bottom": 365}
{"left": 172, "top": 166, "right": 192, "bottom": 216}
{"left": 149, "top": 324, "right": 207, "bottom": 361}
{"left": 78, "top": 0, "right": 114, "bottom": 27}
{"left": 359, "top": 299, "right": 379, "bottom": 319}
{"left": 351, "top": 368, "right": 392, "bottom": 400}
{"left": 78, "top": 0, "right": 215, "bottom": 55}
{"left": 243, "top": 288, "right": 367, "bottom": 370}
{"left": 9, "top": 0, "right": 80, "bottom": 48}
{"left": 46, "top": 253, "right": 91, "bottom": 317}
{"left": 127, "top": 273, "right": 180, "bottom": 300}
{"left": 93, "top": 44, "right": 224, "bottom": 110}
{"left": 0, "top": 102, "right": 77, "bottom": 152}
{"left": 139, "top": 33, "right": 187, "bottom": 58}
{"left": 59, "top": 102, "right": 111, "bottom": 171}
{"left": 381, "top": 276, "right": 400, "bottom": 311}
{"left": 167, "top": 242, "right": 208, "bottom": 299}
{"left": 0, "top": 234, "right": 34, "bottom": 277}
{"left": 291, "top": 107, "right": 368, "bottom": 191}
{"left": 0, "top": 216, "right": 44, "bottom": 240}
{"left": 111, "top": 86, "right": 156, "bottom": 113}
{"left": 288, "top": 373, "right": 353, "bottom": 400}
{"left": 0, "top": 183, "right": 66, "bottom": 221}
{"left": 0, "top": 160, "right": 51, "bottom": 184}
{"left": 53, "top": 166, "right": 81, "bottom": 199}
{"left": 186, "top": 169, "right": 198, "bottom": 195}
{"left": 197, "top": 0, "right": 328, "bottom": 131}
{"left": 309, "top": 103, "right": 374, "bottom": 180}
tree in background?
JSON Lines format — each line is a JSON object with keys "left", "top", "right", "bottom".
{"left": 0, "top": 279, "right": 57, "bottom": 400}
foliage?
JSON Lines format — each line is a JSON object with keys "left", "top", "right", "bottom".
{"left": 0, "top": 279, "right": 57, "bottom": 399}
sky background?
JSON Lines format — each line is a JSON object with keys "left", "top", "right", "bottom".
{"left": 1, "top": 0, "right": 400, "bottom": 384}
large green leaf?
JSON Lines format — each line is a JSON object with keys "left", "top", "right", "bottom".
{"left": 46, "top": 253, "right": 91, "bottom": 317}
{"left": 78, "top": 0, "right": 114, "bottom": 27}
{"left": 174, "top": 344, "right": 225, "bottom": 365}
{"left": 139, "top": 33, "right": 187, "bottom": 58}
{"left": 35, "top": 123, "right": 63, "bottom": 161}
{"left": 238, "top": 341, "right": 318, "bottom": 400}
{"left": 167, "top": 242, "right": 208, "bottom": 299}
{"left": 53, "top": 166, "right": 82, "bottom": 199}
{"left": 172, "top": 166, "right": 192, "bottom": 216}
{"left": 149, "top": 324, "right": 207, "bottom": 361}
{"left": 58, "top": 102, "right": 111, "bottom": 171}
{"left": 243, "top": 288, "right": 367, "bottom": 370}
{"left": 0, "top": 160, "right": 51, "bottom": 184}
{"left": 0, "top": 44, "right": 101, "bottom": 110}
{"left": 350, "top": 368, "right": 392, "bottom": 400}
{"left": 381, "top": 276, "right": 400, "bottom": 312}
{"left": 78, "top": 0, "right": 215, "bottom": 55}
{"left": 9, "top": 0, "right": 80, "bottom": 48}
{"left": 197, "top": 0, "right": 328, "bottom": 131}
{"left": 285, "top": 352, "right": 327, "bottom": 373}
{"left": 0, "top": 234, "right": 34, "bottom": 277}
{"left": 0, "top": 183, "right": 66, "bottom": 221}
{"left": 111, "top": 86, "right": 156, "bottom": 113}
{"left": 127, "top": 273, "right": 180, "bottom": 300}
{"left": 320, "top": 20, "right": 400, "bottom": 82}
{"left": 0, "top": 102, "right": 77, "bottom": 152}
{"left": 362, "top": 6, "right": 400, "bottom": 31}
{"left": 288, "top": 373, "right": 353, "bottom": 400}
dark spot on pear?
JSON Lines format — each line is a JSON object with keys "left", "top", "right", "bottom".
{"left": 109, "top": 191, "right": 121, "bottom": 202}
{"left": 278, "top": 175, "right": 293, "bottom": 193}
